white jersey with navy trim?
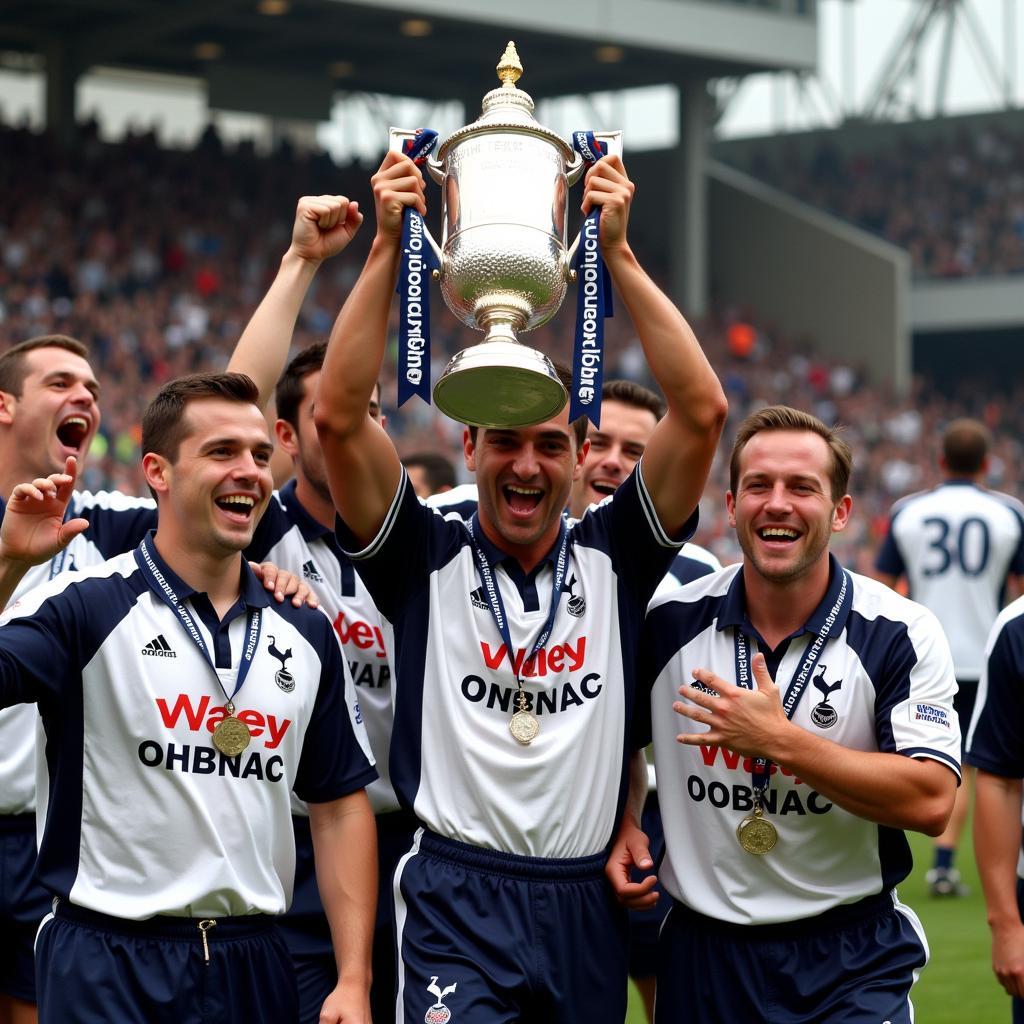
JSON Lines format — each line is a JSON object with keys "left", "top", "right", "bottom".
{"left": 0, "top": 490, "right": 157, "bottom": 815}
{"left": 340, "top": 464, "right": 691, "bottom": 858}
{"left": 247, "top": 480, "right": 397, "bottom": 814}
{"left": 0, "top": 538, "right": 375, "bottom": 919}
{"left": 965, "top": 596, "right": 1024, "bottom": 877}
{"left": 876, "top": 481, "right": 1024, "bottom": 680}
{"left": 426, "top": 482, "right": 720, "bottom": 603}
{"left": 640, "top": 557, "right": 960, "bottom": 925}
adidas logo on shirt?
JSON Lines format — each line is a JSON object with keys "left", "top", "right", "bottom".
{"left": 302, "top": 560, "right": 324, "bottom": 583}
{"left": 469, "top": 586, "right": 489, "bottom": 610}
{"left": 141, "top": 635, "right": 177, "bottom": 658}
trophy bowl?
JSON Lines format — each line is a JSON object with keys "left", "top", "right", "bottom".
{"left": 391, "top": 42, "right": 621, "bottom": 429}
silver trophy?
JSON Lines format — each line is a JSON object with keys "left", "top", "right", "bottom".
{"left": 390, "top": 42, "right": 621, "bottom": 429}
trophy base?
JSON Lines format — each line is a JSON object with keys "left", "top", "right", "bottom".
{"left": 433, "top": 342, "right": 568, "bottom": 429}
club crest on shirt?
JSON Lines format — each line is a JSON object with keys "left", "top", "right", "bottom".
{"left": 424, "top": 976, "right": 457, "bottom": 1023}
{"left": 809, "top": 665, "right": 842, "bottom": 729}
{"left": 267, "top": 634, "right": 295, "bottom": 692}
{"left": 563, "top": 573, "right": 586, "bottom": 617}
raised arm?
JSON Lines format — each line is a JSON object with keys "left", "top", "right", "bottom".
{"left": 314, "top": 153, "right": 426, "bottom": 544}
{"left": 586, "top": 156, "right": 727, "bottom": 536}
{"left": 227, "top": 194, "right": 363, "bottom": 408}
{"left": 0, "top": 457, "right": 88, "bottom": 612}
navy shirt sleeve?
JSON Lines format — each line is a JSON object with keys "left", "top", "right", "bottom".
{"left": 572, "top": 464, "right": 696, "bottom": 608}
{"left": 874, "top": 517, "right": 906, "bottom": 576}
{"left": 70, "top": 491, "right": 158, "bottom": 558}
{"left": 966, "top": 619, "right": 1024, "bottom": 777}
{"left": 293, "top": 611, "right": 378, "bottom": 803}
{"left": 335, "top": 471, "right": 464, "bottom": 622}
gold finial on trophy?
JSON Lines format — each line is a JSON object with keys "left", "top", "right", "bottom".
{"left": 496, "top": 41, "right": 523, "bottom": 89}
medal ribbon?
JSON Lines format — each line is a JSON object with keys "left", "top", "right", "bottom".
{"left": 733, "top": 570, "right": 850, "bottom": 807}
{"left": 466, "top": 515, "right": 570, "bottom": 695}
{"left": 397, "top": 128, "right": 441, "bottom": 408}
{"left": 569, "top": 131, "right": 615, "bottom": 428}
{"left": 135, "top": 539, "right": 262, "bottom": 704}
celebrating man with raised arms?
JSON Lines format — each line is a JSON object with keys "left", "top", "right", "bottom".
{"left": 314, "top": 149, "right": 726, "bottom": 1022}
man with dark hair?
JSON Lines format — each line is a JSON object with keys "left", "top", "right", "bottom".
{"left": 612, "top": 404, "right": 960, "bottom": 1023}
{"left": 876, "top": 416, "right": 1024, "bottom": 896}
{"left": 402, "top": 452, "right": 457, "bottom": 499}
{"left": 247, "top": 341, "right": 411, "bottom": 1024}
{"left": 315, "top": 150, "right": 726, "bottom": 1023}
{"left": 0, "top": 372, "right": 376, "bottom": 1024}
{"left": 0, "top": 192, "right": 363, "bottom": 1024}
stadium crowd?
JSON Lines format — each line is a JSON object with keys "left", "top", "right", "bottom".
{"left": 2, "top": 118, "right": 1023, "bottom": 575}
{"left": 734, "top": 124, "right": 1024, "bottom": 280}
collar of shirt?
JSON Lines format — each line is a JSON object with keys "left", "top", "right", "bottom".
{"left": 138, "top": 529, "right": 271, "bottom": 629}
{"left": 715, "top": 552, "right": 852, "bottom": 653}
{"left": 279, "top": 479, "right": 333, "bottom": 543}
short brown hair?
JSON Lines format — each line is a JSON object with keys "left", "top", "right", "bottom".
{"left": 275, "top": 343, "right": 326, "bottom": 428}
{"left": 143, "top": 373, "right": 260, "bottom": 463}
{"left": 942, "top": 418, "right": 990, "bottom": 476}
{"left": 467, "top": 361, "right": 588, "bottom": 449}
{"left": 601, "top": 379, "right": 666, "bottom": 422}
{"left": 0, "top": 335, "right": 90, "bottom": 396}
{"left": 730, "top": 405, "right": 852, "bottom": 501}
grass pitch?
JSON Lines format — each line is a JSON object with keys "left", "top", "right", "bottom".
{"left": 625, "top": 818, "right": 1008, "bottom": 1022}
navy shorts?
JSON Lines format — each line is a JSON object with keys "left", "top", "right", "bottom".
{"left": 1013, "top": 878, "right": 1024, "bottom": 1024}
{"left": 656, "top": 893, "right": 928, "bottom": 1024}
{"left": 0, "top": 814, "right": 49, "bottom": 1003}
{"left": 954, "top": 679, "right": 978, "bottom": 759}
{"left": 36, "top": 900, "right": 297, "bottom": 1024}
{"left": 281, "top": 809, "right": 418, "bottom": 1024}
{"left": 628, "top": 792, "right": 668, "bottom": 980}
{"left": 394, "top": 829, "right": 628, "bottom": 1024}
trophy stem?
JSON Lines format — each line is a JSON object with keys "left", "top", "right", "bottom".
{"left": 476, "top": 303, "right": 529, "bottom": 346}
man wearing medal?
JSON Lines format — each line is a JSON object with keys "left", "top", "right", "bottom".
{"left": 314, "top": 150, "right": 727, "bottom": 1023}
{"left": 610, "top": 405, "right": 961, "bottom": 1023}
{"left": 0, "top": 373, "right": 377, "bottom": 1024}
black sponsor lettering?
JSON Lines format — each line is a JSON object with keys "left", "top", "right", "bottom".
{"left": 535, "top": 689, "right": 557, "bottom": 716}
{"left": 461, "top": 675, "right": 486, "bottom": 702}
{"left": 137, "top": 741, "right": 284, "bottom": 783}
{"left": 138, "top": 741, "right": 162, "bottom": 767}
{"left": 241, "top": 752, "right": 264, "bottom": 781}
{"left": 486, "top": 683, "right": 513, "bottom": 713}
{"left": 559, "top": 683, "right": 583, "bottom": 711}
{"left": 192, "top": 747, "right": 216, "bottom": 775}
{"left": 579, "top": 673, "right": 602, "bottom": 699}
{"left": 707, "top": 782, "right": 730, "bottom": 808}
{"left": 684, "top": 776, "right": 830, "bottom": 815}
{"left": 350, "top": 661, "right": 392, "bottom": 689}
{"left": 807, "top": 792, "right": 833, "bottom": 814}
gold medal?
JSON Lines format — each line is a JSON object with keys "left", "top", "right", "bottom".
{"left": 212, "top": 704, "right": 251, "bottom": 757}
{"left": 736, "top": 806, "right": 778, "bottom": 855}
{"left": 509, "top": 709, "right": 540, "bottom": 745}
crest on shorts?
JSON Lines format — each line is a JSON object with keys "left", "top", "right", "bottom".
{"left": 809, "top": 665, "right": 841, "bottom": 729}
{"left": 424, "top": 977, "right": 457, "bottom": 1023}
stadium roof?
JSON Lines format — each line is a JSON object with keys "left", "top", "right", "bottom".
{"left": 0, "top": 0, "right": 816, "bottom": 118}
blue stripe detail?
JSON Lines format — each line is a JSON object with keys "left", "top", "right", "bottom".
{"left": 902, "top": 747, "right": 961, "bottom": 776}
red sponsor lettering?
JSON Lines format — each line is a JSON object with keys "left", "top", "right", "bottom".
{"left": 479, "top": 636, "right": 586, "bottom": 677}
{"left": 155, "top": 694, "right": 291, "bottom": 749}
{"left": 698, "top": 744, "right": 803, "bottom": 784}
{"left": 333, "top": 612, "right": 387, "bottom": 659}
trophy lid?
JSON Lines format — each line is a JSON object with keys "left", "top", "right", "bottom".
{"left": 438, "top": 41, "right": 574, "bottom": 159}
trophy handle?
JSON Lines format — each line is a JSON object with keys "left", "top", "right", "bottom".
{"left": 388, "top": 127, "right": 445, "bottom": 275}
{"left": 565, "top": 130, "right": 623, "bottom": 278}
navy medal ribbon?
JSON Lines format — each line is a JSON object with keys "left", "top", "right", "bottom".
{"left": 733, "top": 569, "right": 850, "bottom": 807}
{"left": 569, "top": 131, "right": 615, "bottom": 428}
{"left": 397, "top": 128, "right": 441, "bottom": 408}
{"left": 466, "top": 515, "right": 570, "bottom": 688}
{"left": 135, "top": 539, "right": 262, "bottom": 704}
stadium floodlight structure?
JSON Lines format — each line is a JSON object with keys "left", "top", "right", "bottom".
{"left": 860, "top": 0, "right": 1019, "bottom": 121}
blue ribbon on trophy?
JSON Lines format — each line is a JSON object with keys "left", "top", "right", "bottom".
{"left": 397, "top": 128, "right": 441, "bottom": 407}
{"left": 569, "top": 131, "right": 614, "bottom": 427}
